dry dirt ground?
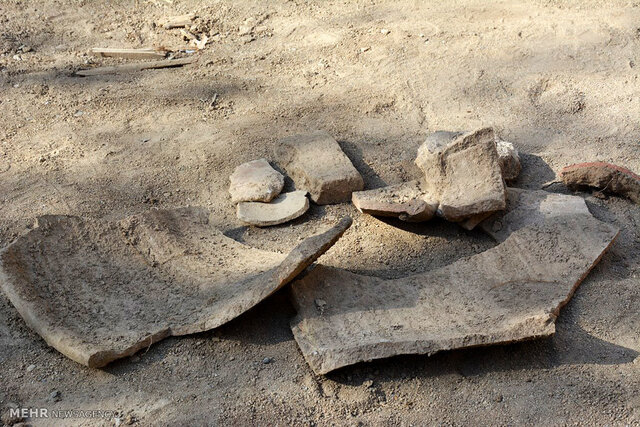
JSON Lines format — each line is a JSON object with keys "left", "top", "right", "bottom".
{"left": 1, "top": 0, "right": 639, "bottom": 425}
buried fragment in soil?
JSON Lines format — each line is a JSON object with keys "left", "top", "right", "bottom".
{"left": 351, "top": 180, "right": 438, "bottom": 222}
{"left": 560, "top": 161, "right": 640, "bottom": 204}
{"left": 290, "top": 215, "right": 618, "bottom": 374}
{"left": 0, "top": 208, "right": 351, "bottom": 368}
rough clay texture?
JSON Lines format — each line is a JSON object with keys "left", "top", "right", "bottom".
{"left": 229, "top": 158, "right": 285, "bottom": 203}
{"left": 237, "top": 191, "right": 310, "bottom": 227}
{"left": 351, "top": 180, "right": 437, "bottom": 222}
{"left": 480, "top": 188, "right": 591, "bottom": 242}
{"left": 415, "top": 128, "right": 507, "bottom": 221}
{"left": 0, "top": 208, "right": 351, "bottom": 368}
{"left": 497, "top": 140, "right": 522, "bottom": 181}
{"left": 2, "top": 1, "right": 640, "bottom": 424}
{"left": 276, "top": 130, "right": 364, "bottom": 204}
{"left": 290, "top": 215, "right": 618, "bottom": 374}
{"left": 561, "top": 162, "right": 640, "bottom": 204}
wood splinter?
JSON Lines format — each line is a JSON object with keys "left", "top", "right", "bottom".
{"left": 90, "top": 48, "right": 167, "bottom": 60}
{"left": 75, "top": 57, "right": 195, "bottom": 77}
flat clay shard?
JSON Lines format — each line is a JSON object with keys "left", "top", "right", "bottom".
{"left": 229, "top": 158, "right": 285, "bottom": 203}
{"left": 560, "top": 161, "right": 640, "bottom": 204}
{"left": 275, "top": 130, "right": 364, "bottom": 205}
{"left": 351, "top": 180, "right": 438, "bottom": 222}
{"left": 0, "top": 208, "right": 351, "bottom": 368}
{"left": 237, "top": 191, "right": 310, "bottom": 227}
{"left": 290, "top": 215, "right": 618, "bottom": 374}
{"left": 479, "top": 188, "right": 591, "bottom": 242}
{"left": 415, "top": 128, "right": 506, "bottom": 222}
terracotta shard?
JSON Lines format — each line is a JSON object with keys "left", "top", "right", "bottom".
{"left": 415, "top": 128, "right": 507, "bottom": 222}
{"left": 290, "top": 215, "right": 618, "bottom": 374}
{"left": 351, "top": 180, "right": 438, "bottom": 222}
{"left": 0, "top": 208, "right": 351, "bottom": 368}
{"left": 479, "top": 188, "right": 592, "bottom": 242}
{"left": 275, "top": 130, "right": 364, "bottom": 205}
{"left": 560, "top": 161, "right": 640, "bottom": 204}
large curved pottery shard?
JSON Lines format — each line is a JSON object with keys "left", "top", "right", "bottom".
{"left": 0, "top": 208, "right": 351, "bottom": 368}
{"left": 290, "top": 215, "right": 618, "bottom": 374}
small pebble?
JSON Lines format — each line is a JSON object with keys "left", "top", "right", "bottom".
{"left": 262, "top": 357, "right": 272, "bottom": 364}
{"left": 26, "top": 364, "right": 36, "bottom": 372}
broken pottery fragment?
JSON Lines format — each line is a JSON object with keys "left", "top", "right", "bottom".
{"left": 479, "top": 188, "right": 591, "bottom": 242}
{"left": 275, "top": 130, "right": 364, "bottom": 205}
{"left": 415, "top": 128, "right": 506, "bottom": 221}
{"left": 0, "top": 208, "right": 351, "bottom": 368}
{"left": 351, "top": 180, "right": 438, "bottom": 222}
{"left": 229, "top": 158, "right": 285, "bottom": 203}
{"left": 560, "top": 162, "right": 640, "bottom": 204}
{"left": 497, "top": 140, "right": 521, "bottom": 181}
{"left": 290, "top": 215, "right": 617, "bottom": 374}
{"left": 237, "top": 191, "right": 310, "bottom": 227}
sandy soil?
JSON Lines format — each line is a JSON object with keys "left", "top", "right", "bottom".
{"left": 0, "top": 0, "right": 639, "bottom": 425}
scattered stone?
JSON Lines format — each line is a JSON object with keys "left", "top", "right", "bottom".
{"left": 415, "top": 128, "right": 506, "bottom": 221}
{"left": 26, "top": 364, "right": 35, "bottom": 372}
{"left": 290, "top": 215, "right": 618, "bottom": 374}
{"left": 237, "top": 191, "right": 310, "bottom": 227}
{"left": 262, "top": 357, "right": 272, "bottom": 364}
{"left": 0, "top": 208, "right": 351, "bottom": 367}
{"left": 560, "top": 161, "right": 640, "bottom": 204}
{"left": 479, "top": 188, "right": 591, "bottom": 242}
{"left": 276, "top": 130, "right": 364, "bottom": 204}
{"left": 380, "top": 29, "right": 390, "bottom": 35}
{"left": 496, "top": 140, "right": 521, "bottom": 181}
{"left": 49, "top": 390, "right": 61, "bottom": 402}
{"left": 229, "top": 158, "right": 285, "bottom": 203}
{"left": 352, "top": 180, "right": 438, "bottom": 222}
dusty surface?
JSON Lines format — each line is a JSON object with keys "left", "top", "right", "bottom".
{"left": 291, "top": 215, "right": 618, "bottom": 374}
{"left": 0, "top": 0, "right": 639, "bottom": 425}
{"left": 479, "top": 188, "right": 591, "bottom": 242}
{"left": 0, "top": 208, "right": 349, "bottom": 368}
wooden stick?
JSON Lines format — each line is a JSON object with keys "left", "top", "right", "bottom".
{"left": 75, "top": 57, "right": 195, "bottom": 77}
{"left": 91, "top": 48, "right": 167, "bottom": 60}
{"left": 157, "top": 13, "right": 195, "bottom": 29}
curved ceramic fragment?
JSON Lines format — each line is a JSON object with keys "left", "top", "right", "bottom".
{"left": 560, "top": 161, "right": 640, "bottom": 204}
{"left": 0, "top": 208, "right": 351, "bottom": 368}
{"left": 290, "top": 215, "right": 617, "bottom": 374}
{"left": 237, "top": 191, "right": 310, "bottom": 226}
